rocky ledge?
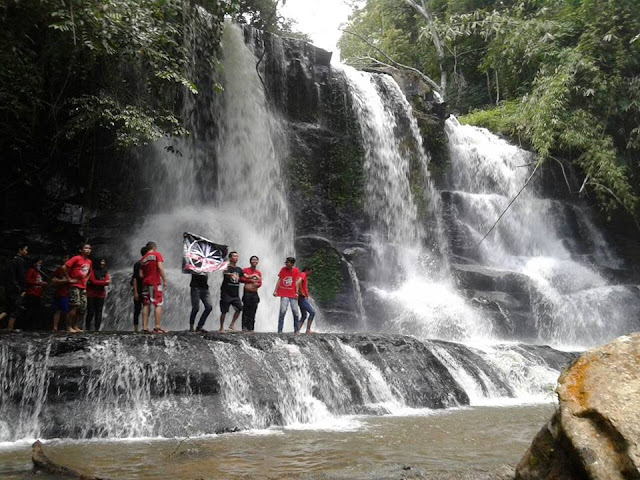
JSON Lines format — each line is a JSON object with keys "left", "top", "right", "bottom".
{"left": 0, "top": 331, "right": 574, "bottom": 441}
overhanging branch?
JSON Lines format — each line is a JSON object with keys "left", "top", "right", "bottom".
{"left": 342, "top": 29, "right": 442, "bottom": 94}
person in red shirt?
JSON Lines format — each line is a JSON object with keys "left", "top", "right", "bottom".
{"left": 297, "top": 266, "right": 316, "bottom": 334}
{"left": 86, "top": 258, "right": 110, "bottom": 331}
{"left": 241, "top": 255, "right": 262, "bottom": 332}
{"left": 273, "top": 257, "right": 302, "bottom": 333}
{"left": 139, "top": 241, "right": 168, "bottom": 333}
{"left": 63, "top": 243, "right": 93, "bottom": 333}
{"left": 24, "top": 257, "right": 47, "bottom": 330}
{"left": 51, "top": 255, "right": 70, "bottom": 331}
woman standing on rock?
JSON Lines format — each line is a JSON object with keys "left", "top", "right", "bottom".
{"left": 86, "top": 258, "right": 110, "bottom": 331}
{"left": 24, "top": 257, "right": 47, "bottom": 330}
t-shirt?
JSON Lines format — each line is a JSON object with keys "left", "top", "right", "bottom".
{"left": 242, "top": 267, "right": 262, "bottom": 288}
{"left": 4, "top": 255, "right": 26, "bottom": 294}
{"left": 131, "top": 262, "right": 142, "bottom": 292}
{"left": 53, "top": 267, "right": 69, "bottom": 298}
{"left": 298, "top": 271, "right": 309, "bottom": 298}
{"left": 87, "top": 270, "right": 110, "bottom": 299}
{"left": 276, "top": 266, "right": 300, "bottom": 298}
{"left": 65, "top": 255, "right": 92, "bottom": 290}
{"left": 221, "top": 265, "right": 243, "bottom": 298}
{"left": 190, "top": 273, "right": 208, "bottom": 289}
{"left": 25, "top": 267, "right": 44, "bottom": 297}
{"left": 140, "top": 251, "right": 164, "bottom": 287}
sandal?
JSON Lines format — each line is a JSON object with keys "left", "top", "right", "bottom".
{"left": 141, "top": 329, "right": 151, "bottom": 334}
{"left": 153, "top": 327, "right": 168, "bottom": 333}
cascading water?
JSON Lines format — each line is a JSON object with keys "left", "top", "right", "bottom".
{"left": 339, "top": 65, "right": 492, "bottom": 343}
{"left": 335, "top": 66, "right": 634, "bottom": 404}
{"left": 105, "top": 20, "right": 294, "bottom": 332}
{"left": 444, "top": 117, "right": 640, "bottom": 348}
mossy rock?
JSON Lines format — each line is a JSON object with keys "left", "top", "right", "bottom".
{"left": 299, "top": 248, "right": 343, "bottom": 304}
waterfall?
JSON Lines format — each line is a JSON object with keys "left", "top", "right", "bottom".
{"left": 1, "top": 332, "right": 577, "bottom": 442}
{"left": 339, "top": 65, "right": 492, "bottom": 343}
{"left": 105, "top": 21, "right": 294, "bottom": 332}
{"left": 345, "top": 259, "right": 367, "bottom": 330}
{"left": 444, "top": 117, "right": 640, "bottom": 348}
{"left": 0, "top": 341, "right": 51, "bottom": 441}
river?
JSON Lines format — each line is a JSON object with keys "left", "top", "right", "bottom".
{"left": 0, "top": 404, "right": 552, "bottom": 479}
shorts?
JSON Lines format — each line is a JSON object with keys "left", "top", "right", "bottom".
{"left": 68, "top": 287, "right": 87, "bottom": 314}
{"left": 142, "top": 285, "right": 164, "bottom": 306}
{"left": 52, "top": 296, "right": 69, "bottom": 313}
{"left": 4, "top": 291, "right": 22, "bottom": 317}
{"left": 220, "top": 294, "right": 242, "bottom": 314}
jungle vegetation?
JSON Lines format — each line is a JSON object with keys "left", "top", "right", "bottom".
{"left": 339, "top": 0, "right": 640, "bottom": 221}
{"left": 0, "top": 0, "right": 294, "bottom": 221}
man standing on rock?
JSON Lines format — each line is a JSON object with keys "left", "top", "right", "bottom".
{"left": 2, "top": 244, "right": 28, "bottom": 330}
{"left": 131, "top": 246, "right": 149, "bottom": 333}
{"left": 139, "top": 241, "right": 168, "bottom": 333}
{"left": 190, "top": 271, "right": 213, "bottom": 333}
{"left": 63, "top": 243, "right": 93, "bottom": 333}
{"left": 241, "top": 255, "right": 262, "bottom": 332}
{"left": 218, "top": 251, "right": 245, "bottom": 332}
{"left": 273, "top": 257, "right": 301, "bottom": 333}
{"left": 297, "top": 266, "right": 316, "bottom": 334}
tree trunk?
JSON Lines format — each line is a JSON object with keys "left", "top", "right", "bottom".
{"left": 32, "top": 440, "right": 108, "bottom": 480}
{"left": 403, "top": 0, "right": 448, "bottom": 98}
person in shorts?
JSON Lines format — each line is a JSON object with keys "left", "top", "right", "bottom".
{"left": 218, "top": 251, "right": 245, "bottom": 332}
{"left": 139, "top": 241, "right": 168, "bottom": 333}
{"left": 51, "top": 255, "right": 70, "bottom": 331}
{"left": 63, "top": 244, "right": 93, "bottom": 333}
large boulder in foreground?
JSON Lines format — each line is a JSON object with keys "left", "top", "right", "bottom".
{"left": 516, "top": 333, "right": 640, "bottom": 480}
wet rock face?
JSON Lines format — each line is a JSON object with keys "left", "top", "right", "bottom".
{"left": 0, "top": 332, "right": 576, "bottom": 442}
{"left": 516, "top": 333, "right": 640, "bottom": 480}
{"left": 0, "top": 332, "right": 473, "bottom": 441}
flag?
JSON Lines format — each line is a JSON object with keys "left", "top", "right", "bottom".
{"left": 182, "top": 232, "right": 229, "bottom": 274}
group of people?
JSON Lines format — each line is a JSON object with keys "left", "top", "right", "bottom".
{"left": 1, "top": 243, "right": 110, "bottom": 332}
{"left": 1, "top": 241, "right": 318, "bottom": 334}
{"left": 131, "top": 242, "right": 316, "bottom": 334}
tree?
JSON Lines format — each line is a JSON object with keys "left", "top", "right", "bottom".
{"left": 339, "top": 0, "right": 640, "bottom": 220}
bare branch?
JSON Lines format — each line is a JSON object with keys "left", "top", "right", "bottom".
{"left": 403, "top": 0, "right": 447, "bottom": 95}
{"left": 578, "top": 174, "right": 589, "bottom": 193}
{"left": 342, "top": 29, "right": 442, "bottom": 93}
{"left": 476, "top": 162, "right": 540, "bottom": 247}
{"left": 550, "top": 156, "right": 572, "bottom": 193}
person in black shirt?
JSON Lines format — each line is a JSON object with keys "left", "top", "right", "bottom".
{"left": 2, "top": 244, "right": 28, "bottom": 330}
{"left": 190, "top": 272, "right": 213, "bottom": 332}
{"left": 131, "top": 246, "right": 149, "bottom": 333}
{"left": 218, "top": 251, "right": 245, "bottom": 332}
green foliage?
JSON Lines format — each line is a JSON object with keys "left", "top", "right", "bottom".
{"left": 341, "top": 0, "right": 640, "bottom": 219}
{"left": 459, "top": 100, "right": 520, "bottom": 137}
{"left": 0, "top": 0, "right": 235, "bottom": 164}
{"left": 300, "top": 249, "right": 343, "bottom": 304}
